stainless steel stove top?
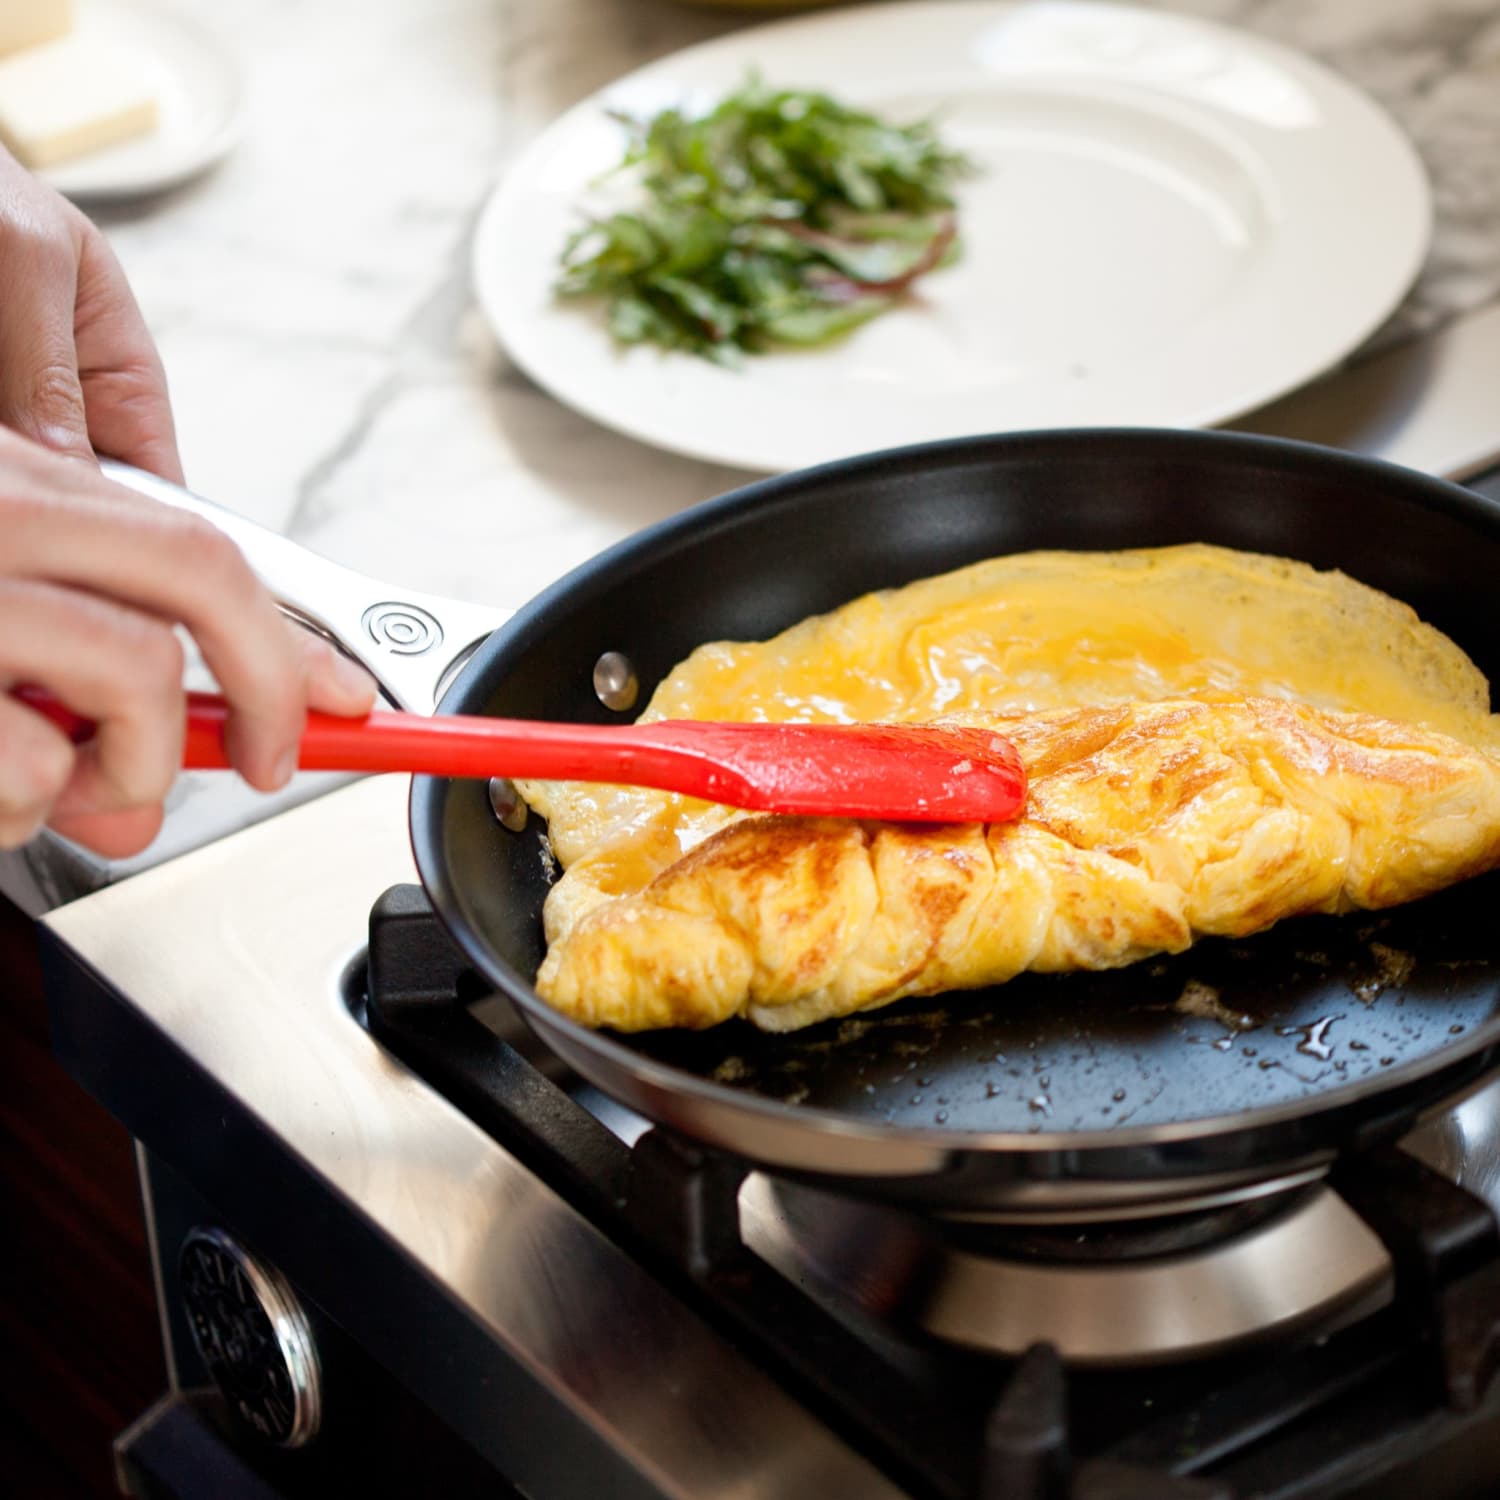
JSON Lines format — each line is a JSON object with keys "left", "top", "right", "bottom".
{"left": 46, "top": 774, "right": 916, "bottom": 1497}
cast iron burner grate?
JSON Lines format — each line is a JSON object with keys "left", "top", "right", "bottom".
{"left": 360, "top": 884, "right": 1500, "bottom": 1500}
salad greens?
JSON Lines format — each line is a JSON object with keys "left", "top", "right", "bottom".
{"left": 555, "top": 78, "right": 973, "bottom": 361}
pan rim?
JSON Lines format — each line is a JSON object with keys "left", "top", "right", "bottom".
{"left": 410, "top": 426, "right": 1500, "bottom": 1161}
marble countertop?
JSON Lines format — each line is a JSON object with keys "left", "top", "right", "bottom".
{"left": 98, "top": 0, "right": 1500, "bottom": 606}
{"left": 9, "top": 0, "right": 1500, "bottom": 909}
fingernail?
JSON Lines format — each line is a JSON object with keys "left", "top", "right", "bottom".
{"left": 272, "top": 747, "right": 299, "bottom": 788}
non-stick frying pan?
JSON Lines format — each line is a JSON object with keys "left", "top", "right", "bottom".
{"left": 108, "top": 430, "right": 1500, "bottom": 1221}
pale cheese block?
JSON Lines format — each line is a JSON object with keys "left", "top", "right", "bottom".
{"left": 0, "top": 32, "right": 157, "bottom": 168}
{"left": 0, "top": 0, "right": 73, "bottom": 60}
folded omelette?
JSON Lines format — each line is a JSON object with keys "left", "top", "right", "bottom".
{"left": 521, "top": 545, "right": 1500, "bottom": 1033}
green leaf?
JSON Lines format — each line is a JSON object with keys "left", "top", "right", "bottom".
{"left": 758, "top": 295, "right": 892, "bottom": 346}
{"left": 651, "top": 275, "right": 744, "bottom": 343}
{"left": 551, "top": 74, "right": 974, "bottom": 360}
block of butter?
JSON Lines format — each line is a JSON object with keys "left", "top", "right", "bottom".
{"left": 0, "top": 0, "right": 73, "bottom": 59}
{"left": 0, "top": 32, "right": 158, "bottom": 167}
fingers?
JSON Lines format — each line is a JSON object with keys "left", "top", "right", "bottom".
{"left": 2, "top": 476, "right": 299, "bottom": 788}
{"left": 298, "top": 632, "right": 379, "bottom": 718}
{"left": 0, "top": 592, "right": 376, "bottom": 861}
{"left": 0, "top": 172, "right": 91, "bottom": 461}
{"left": 0, "top": 693, "right": 76, "bottom": 850}
{"left": 47, "top": 806, "right": 167, "bottom": 861}
{"left": 0, "top": 577, "right": 186, "bottom": 855}
{"left": 0, "top": 434, "right": 378, "bottom": 799}
{"left": 0, "top": 148, "right": 181, "bottom": 479}
{"left": 27, "top": 625, "right": 374, "bottom": 860}
{"left": 73, "top": 222, "right": 183, "bottom": 483}
{"left": 0, "top": 579, "right": 186, "bottom": 804}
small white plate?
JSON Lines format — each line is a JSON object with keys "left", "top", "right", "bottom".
{"left": 473, "top": 0, "right": 1431, "bottom": 473}
{"left": 38, "top": 0, "right": 242, "bottom": 201}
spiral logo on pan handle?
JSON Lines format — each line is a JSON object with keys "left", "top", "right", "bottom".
{"left": 361, "top": 602, "right": 444, "bottom": 656}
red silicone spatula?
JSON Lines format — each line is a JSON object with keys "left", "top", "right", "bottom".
{"left": 19, "top": 688, "right": 1026, "bottom": 823}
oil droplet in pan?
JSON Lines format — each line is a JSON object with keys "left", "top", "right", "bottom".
{"left": 1274, "top": 1015, "right": 1341, "bottom": 1062}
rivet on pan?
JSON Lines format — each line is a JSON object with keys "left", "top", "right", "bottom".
{"left": 488, "top": 777, "right": 529, "bottom": 833}
{"left": 593, "top": 651, "right": 639, "bottom": 712}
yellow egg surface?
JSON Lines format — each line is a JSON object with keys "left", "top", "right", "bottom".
{"left": 520, "top": 544, "right": 1497, "bottom": 963}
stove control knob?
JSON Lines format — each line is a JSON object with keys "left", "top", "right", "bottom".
{"left": 179, "top": 1227, "right": 322, "bottom": 1448}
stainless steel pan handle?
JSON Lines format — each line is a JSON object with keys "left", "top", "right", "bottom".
{"left": 101, "top": 461, "right": 511, "bottom": 714}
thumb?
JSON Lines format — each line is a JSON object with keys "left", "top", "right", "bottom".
{"left": 0, "top": 272, "right": 93, "bottom": 464}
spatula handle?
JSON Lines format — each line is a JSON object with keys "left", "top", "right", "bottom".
{"left": 13, "top": 687, "right": 659, "bottom": 781}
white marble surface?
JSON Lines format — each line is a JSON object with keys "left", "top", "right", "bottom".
{"left": 95, "top": 0, "right": 755, "bottom": 613}
{"left": 89, "top": 0, "right": 1500, "bottom": 610}
{"left": 11, "top": 0, "right": 1500, "bottom": 906}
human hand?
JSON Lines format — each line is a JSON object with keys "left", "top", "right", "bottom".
{"left": 0, "top": 143, "right": 181, "bottom": 480}
{"left": 0, "top": 427, "right": 377, "bottom": 857}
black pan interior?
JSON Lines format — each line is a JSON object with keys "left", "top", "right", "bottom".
{"left": 413, "top": 429, "right": 1500, "bottom": 1138}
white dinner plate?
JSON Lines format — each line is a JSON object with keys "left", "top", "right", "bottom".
{"left": 473, "top": 0, "right": 1431, "bottom": 474}
{"left": 39, "top": 0, "right": 242, "bottom": 202}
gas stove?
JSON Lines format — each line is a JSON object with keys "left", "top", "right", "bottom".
{"left": 35, "top": 763, "right": 1500, "bottom": 1500}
